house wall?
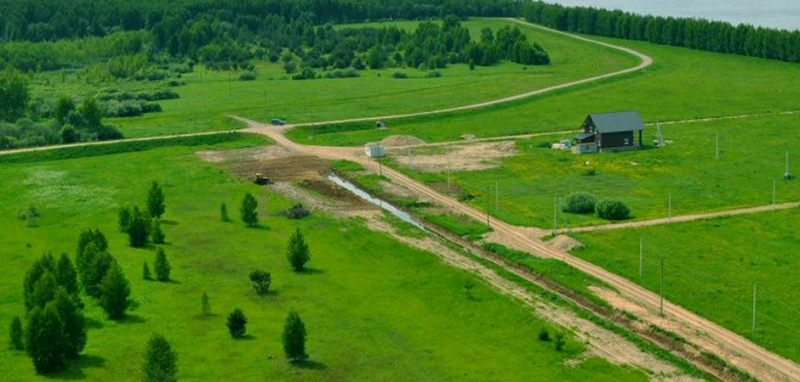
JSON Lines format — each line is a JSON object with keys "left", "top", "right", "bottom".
{"left": 599, "top": 131, "right": 634, "bottom": 148}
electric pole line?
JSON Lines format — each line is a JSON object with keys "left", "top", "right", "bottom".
{"left": 554, "top": 196, "right": 559, "bottom": 231}
{"left": 753, "top": 283, "right": 758, "bottom": 333}
{"left": 447, "top": 162, "right": 452, "bottom": 191}
{"left": 668, "top": 193, "right": 672, "bottom": 224}
{"left": 639, "top": 238, "right": 644, "bottom": 278}
{"left": 408, "top": 148, "right": 414, "bottom": 171}
{"left": 715, "top": 133, "right": 720, "bottom": 161}
{"left": 773, "top": 179, "right": 777, "bottom": 210}
{"left": 485, "top": 186, "right": 490, "bottom": 228}
{"left": 659, "top": 258, "right": 665, "bottom": 316}
{"left": 495, "top": 178, "right": 499, "bottom": 212}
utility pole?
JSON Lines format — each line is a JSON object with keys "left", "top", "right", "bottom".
{"left": 554, "top": 196, "right": 559, "bottom": 231}
{"left": 639, "top": 238, "right": 644, "bottom": 278}
{"left": 715, "top": 133, "right": 720, "bottom": 161}
{"left": 408, "top": 148, "right": 414, "bottom": 171}
{"left": 447, "top": 163, "right": 452, "bottom": 191}
{"left": 495, "top": 178, "right": 499, "bottom": 212}
{"left": 753, "top": 284, "right": 758, "bottom": 333}
{"left": 379, "top": 159, "right": 383, "bottom": 177}
{"left": 659, "top": 258, "right": 665, "bottom": 316}
{"left": 485, "top": 187, "right": 491, "bottom": 228}
{"left": 787, "top": 151, "right": 792, "bottom": 179}
{"left": 773, "top": 179, "right": 777, "bottom": 210}
{"left": 668, "top": 193, "right": 672, "bottom": 223}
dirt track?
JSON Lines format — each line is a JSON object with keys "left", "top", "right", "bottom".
{"left": 238, "top": 112, "right": 800, "bottom": 382}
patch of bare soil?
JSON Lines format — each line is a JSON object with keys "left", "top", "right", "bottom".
{"left": 196, "top": 145, "right": 293, "bottom": 163}
{"left": 483, "top": 227, "right": 549, "bottom": 254}
{"left": 547, "top": 235, "right": 584, "bottom": 252}
{"left": 381, "top": 135, "right": 426, "bottom": 147}
{"left": 232, "top": 155, "right": 330, "bottom": 182}
{"left": 378, "top": 180, "right": 417, "bottom": 199}
{"left": 393, "top": 141, "right": 517, "bottom": 172}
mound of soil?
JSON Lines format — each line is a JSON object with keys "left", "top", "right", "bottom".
{"left": 547, "top": 235, "right": 584, "bottom": 252}
{"left": 381, "top": 135, "right": 426, "bottom": 147}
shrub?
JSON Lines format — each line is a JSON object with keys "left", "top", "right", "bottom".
{"left": 239, "top": 70, "right": 257, "bottom": 81}
{"left": 9, "top": 316, "right": 24, "bottom": 350}
{"left": 538, "top": 327, "right": 551, "bottom": 342}
{"left": 154, "top": 248, "right": 171, "bottom": 282}
{"left": 226, "top": 309, "right": 247, "bottom": 338}
{"left": 286, "top": 229, "right": 310, "bottom": 272}
{"left": 143, "top": 334, "right": 178, "bottom": 382}
{"left": 425, "top": 70, "right": 442, "bottom": 78}
{"left": 142, "top": 262, "right": 152, "bottom": 280}
{"left": 240, "top": 193, "right": 259, "bottom": 227}
{"left": 562, "top": 192, "right": 597, "bottom": 214}
{"left": 581, "top": 168, "right": 597, "bottom": 176}
{"left": 282, "top": 311, "right": 307, "bottom": 362}
{"left": 150, "top": 219, "right": 165, "bottom": 244}
{"left": 554, "top": 332, "right": 566, "bottom": 351}
{"left": 118, "top": 207, "right": 131, "bottom": 232}
{"left": 285, "top": 204, "right": 311, "bottom": 219}
{"left": 392, "top": 71, "right": 408, "bottom": 79}
{"left": 248, "top": 270, "right": 271, "bottom": 295}
{"left": 220, "top": 203, "right": 230, "bottom": 222}
{"left": 201, "top": 292, "right": 211, "bottom": 316}
{"left": 596, "top": 198, "right": 632, "bottom": 221}
{"left": 98, "top": 262, "right": 131, "bottom": 320}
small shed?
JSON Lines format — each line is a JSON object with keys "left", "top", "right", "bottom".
{"left": 573, "top": 111, "right": 646, "bottom": 153}
{"left": 365, "top": 142, "right": 386, "bottom": 158}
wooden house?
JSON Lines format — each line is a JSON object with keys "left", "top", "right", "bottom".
{"left": 574, "top": 111, "right": 646, "bottom": 153}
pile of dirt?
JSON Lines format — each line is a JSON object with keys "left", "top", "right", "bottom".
{"left": 381, "top": 135, "right": 426, "bottom": 147}
{"left": 232, "top": 155, "right": 330, "bottom": 182}
{"left": 547, "top": 235, "right": 584, "bottom": 252}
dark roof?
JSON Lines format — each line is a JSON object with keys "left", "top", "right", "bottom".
{"left": 587, "top": 111, "right": 645, "bottom": 133}
{"left": 574, "top": 132, "right": 595, "bottom": 140}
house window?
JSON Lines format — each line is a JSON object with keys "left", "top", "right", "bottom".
{"left": 623, "top": 138, "right": 630, "bottom": 145}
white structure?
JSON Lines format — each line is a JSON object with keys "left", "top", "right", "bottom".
{"left": 365, "top": 143, "right": 386, "bottom": 158}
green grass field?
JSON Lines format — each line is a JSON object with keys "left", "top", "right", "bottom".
{"left": 291, "top": 29, "right": 800, "bottom": 146}
{"left": 389, "top": 113, "right": 800, "bottom": 227}
{"left": 94, "top": 18, "right": 636, "bottom": 138}
{"left": 570, "top": 208, "right": 800, "bottom": 363}
{"left": 0, "top": 138, "right": 648, "bottom": 381}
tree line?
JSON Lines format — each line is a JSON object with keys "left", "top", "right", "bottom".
{"left": 522, "top": 1, "right": 800, "bottom": 63}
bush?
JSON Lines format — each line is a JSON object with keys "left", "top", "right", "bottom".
{"left": 285, "top": 204, "right": 311, "bottom": 219}
{"left": 425, "top": 70, "right": 442, "bottom": 78}
{"left": 248, "top": 270, "right": 271, "bottom": 295}
{"left": 226, "top": 309, "right": 247, "bottom": 338}
{"left": 392, "top": 71, "right": 408, "bottom": 79}
{"left": 154, "top": 248, "right": 171, "bottom": 282}
{"left": 538, "top": 327, "right": 551, "bottom": 342}
{"left": 143, "top": 334, "right": 178, "bottom": 382}
{"left": 561, "top": 192, "right": 597, "bottom": 214}
{"left": 98, "top": 262, "right": 131, "bottom": 320}
{"left": 9, "top": 316, "right": 24, "bottom": 350}
{"left": 554, "top": 332, "right": 566, "bottom": 351}
{"left": 240, "top": 193, "right": 259, "bottom": 227}
{"left": 150, "top": 219, "right": 165, "bottom": 244}
{"left": 282, "top": 311, "right": 307, "bottom": 362}
{"left": 239, "top": 70, "right": 257, "bottom": 81}
{"left": 596, "top": 198, "right": 632, "bottom": 221}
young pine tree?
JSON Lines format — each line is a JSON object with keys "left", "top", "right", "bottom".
{"left": 220, "top": 203, "right": 230, "bottom": 222}
{"left": 25, "top": 305, "right": 69, "bottom": 375}
{"left": 51, "top": 289, "right": 86, "bottom": 359}
{"left": 282, "top": 311, "right": 308, "bottom": 363}
{"left": 127, "top": 207, "right": 151, "bottom": 248}
{"left": 99, "top": 262, "right": 131, "bottom": 320}
{"left": 226, "top": 309, "right": 247, "bottom": 338}
{"left": 154, "top": 248, "right": 171, "bottom": 282}
{"left": 9, "top": 316, "right": 24, "bottom": 351}
{"left": 286, "top": 229, "right": 311, "bottom": 272}
{"left": 240, "top": 193, "right": 259, "bottom": 227}
{"left": 150, "top": 219, "right": 165, "bottom": 244}
{"left": 248, "top": 270, "right": 271, "bottom": 295}
{"left": 143, "top": 262, "right": 152, "bottom": 280}
{"left": 118, "top": 207, "right": 132, "bottom": 232}
{"left": 142, "top": 334, "right": 178, "bottom": 382}
{"left": 146, "top": 181, "right": 166, "bottom": 219}
{"left": 201, "top": 292, "right": 211, "bottom": 316}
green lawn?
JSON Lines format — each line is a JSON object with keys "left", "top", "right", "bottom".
{"left": 0, "top": 140, "right": 648, "bottom": 381}
{"left": 102, "top": 18, "right": 635, "bottom": 138}
{"left": 293, "top": 28, "right": 800, "bottom": 146}
{"left": 571, "top": 208, "right": 800, "bottom": 363}
{"left": 391, "top": 114, "right": 800, "bottom": 227}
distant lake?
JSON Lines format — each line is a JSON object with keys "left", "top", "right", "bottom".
{"left": 542, "top": 0, "right": 800, "bottom": 31}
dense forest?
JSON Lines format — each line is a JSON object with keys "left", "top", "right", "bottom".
{"left": 0, "top": 0, "right": 797, "bottom": 150}
{"left": 522, "top": 2, "right": 800, "bottom": 63}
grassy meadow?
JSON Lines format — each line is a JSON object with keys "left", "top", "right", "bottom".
{"left": 571, "top": 208, "right": 800, "bottom": 363}
{"left": 0, "top": 138, "right": 649, "bottom": 381}
{"left": 291, "top": 28, "right": 800, "bottom": 146}
{"left": 388, "top": 113, "right": 800, "bottom": 227}
{"left": 28, "top": 18, "right": 636, "bottom": 139}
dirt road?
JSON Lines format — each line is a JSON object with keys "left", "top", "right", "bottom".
{"left": 240, "top": 116, "right": 800, "bottom": 382}
{"left": 555, "top": 201, "right": 800, "bottom": 235}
